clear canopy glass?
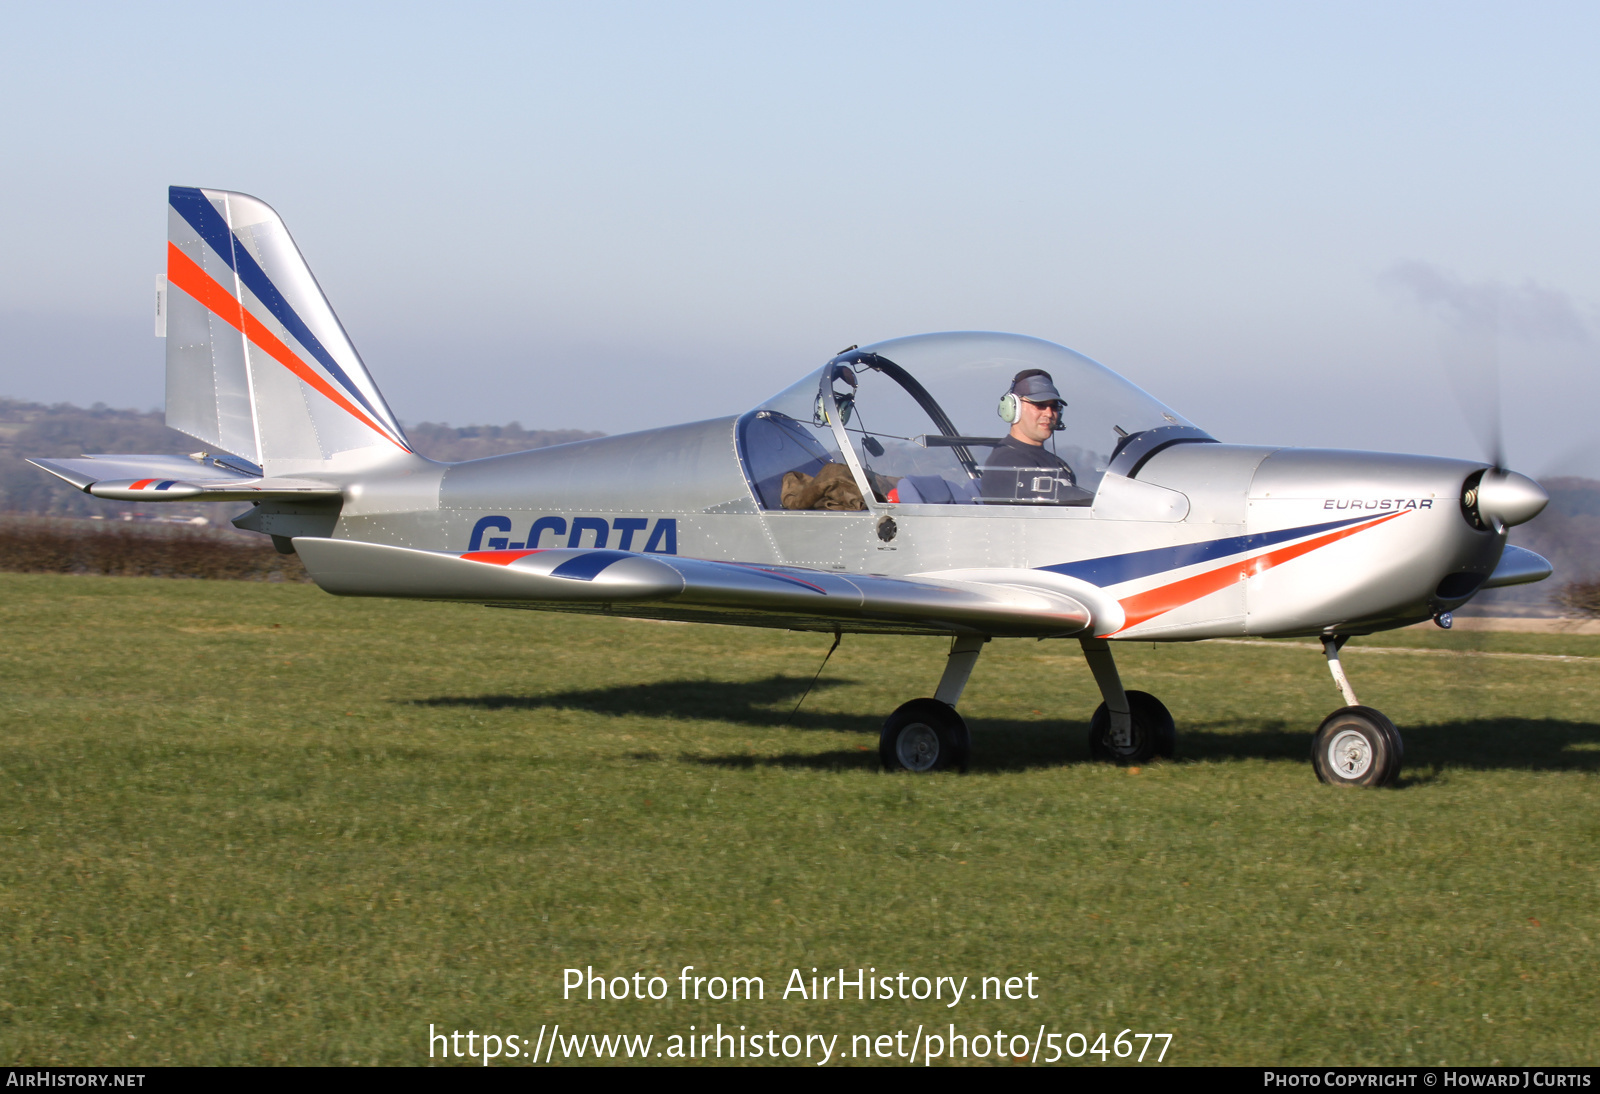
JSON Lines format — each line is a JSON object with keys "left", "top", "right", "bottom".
{"left": 739, "top": 332, "right": 1203, "bottom": 509}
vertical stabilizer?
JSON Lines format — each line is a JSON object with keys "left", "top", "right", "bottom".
{"left": 164, "top": 186, "right": 410, "bottom": 473}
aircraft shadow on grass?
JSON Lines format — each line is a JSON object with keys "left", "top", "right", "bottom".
{"left": 411, "top": 682, "right": 1600, "bottom": 779}
{"left": 412, "top": 675, "right": 875, "bottom": 733}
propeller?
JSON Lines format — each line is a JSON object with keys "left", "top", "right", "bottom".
{"left": 1451, "top": 340, "right": 1546, "bottom": 532}
{"left": 1432, "top": 284, "right": 1548, "bottom": 532}
{"left": 1440, "top": 303, "right": 1507, "bottom": 472}
{"left": 1385, "top": 260, "right": 1568, "bottom": 530}
{"left": 1427, "top": 289, "right": 1520, "bottom": 703}
{"left": 1381, "top": 263, "right": 1564, "bottom": 726}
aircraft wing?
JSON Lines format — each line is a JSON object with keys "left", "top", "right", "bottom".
{"left": 292, "top": 537, "right": 1109, "bottom": 638}
{"left": 28, "top": 454, "right": 341, "bottom": 502}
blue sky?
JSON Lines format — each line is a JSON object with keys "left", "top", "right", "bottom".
{"left": 2, "top": 2, "right": 1597, "bottom": 473}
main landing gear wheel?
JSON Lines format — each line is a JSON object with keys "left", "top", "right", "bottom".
{"left": 879, "top": 698, "right": 970, "bottom": 773}
{"left": 1088, "top": 690, "right": 1176, "bottom": 764}
{"left": 1310, "top": 706, "right": 1403, "bottom": 788}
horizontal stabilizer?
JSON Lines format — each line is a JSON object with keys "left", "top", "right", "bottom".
{"left": 29, "top": 455, "right": 341, "bottom": 502}
{"left": 293, "top": 538, "right": 1093, "bottom": 638}
{"left": 85, "top": 477, "right": 341, "bottom": 502}
{"left": 29, "top": 453, "right": 257, "bottom": 490}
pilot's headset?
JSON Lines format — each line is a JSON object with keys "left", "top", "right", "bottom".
{"left": 998, "top": 369, "right": 1065, "bottom": 430}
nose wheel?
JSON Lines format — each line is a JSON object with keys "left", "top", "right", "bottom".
{"left": 1311, "top": 706, "right": 1403, "bottom": 787}
{"left": 1314, "top": 637, "right": 1403, "bottom": 787}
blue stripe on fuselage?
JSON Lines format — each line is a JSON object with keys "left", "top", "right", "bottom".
{"left": 1037, "top": 514, "right": 1375, "bottom": 588}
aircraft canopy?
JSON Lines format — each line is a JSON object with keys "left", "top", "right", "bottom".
{"left": 739, "top": 332, "right": 1206, "bottom": 509}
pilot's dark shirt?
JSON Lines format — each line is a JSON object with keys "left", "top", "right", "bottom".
{"left": 981, "top": 436, "right": 1088, "bottom": 504}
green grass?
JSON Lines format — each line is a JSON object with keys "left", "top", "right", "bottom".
{"left": 1, "top": 572, "right": 1597, "bottom": 1066}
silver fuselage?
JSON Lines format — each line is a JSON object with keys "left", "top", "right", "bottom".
{"left": 239, "top": 414, "right": 1509, "bottom": 640}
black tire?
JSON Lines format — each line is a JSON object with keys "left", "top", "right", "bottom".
{"left": 1088, "top": 690, "right": 1176, "bottom": 764}
{"left": 1310, "top": 706, "right": 1403, "bottom": 788}
{"left": 879, "top": 698, "right": 970, "bottom": 773}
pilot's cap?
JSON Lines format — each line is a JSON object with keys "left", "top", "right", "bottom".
{"left": 1012, "top": 369, "right": 1063, "bottom": 405}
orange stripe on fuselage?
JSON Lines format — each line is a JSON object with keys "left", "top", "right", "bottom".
{"left": 165, "top": 243, "right": 407, "bottom": 452}
{"left": 1110, "top": 510, "right": 1410, "bottom": 634}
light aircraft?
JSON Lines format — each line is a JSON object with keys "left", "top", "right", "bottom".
{"left": 30, "top": 187, "right": 1555, "bottom": 787}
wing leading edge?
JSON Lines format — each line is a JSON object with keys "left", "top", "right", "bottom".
{"left": 291, "top": 538, "right": 1102, "bottom": 638}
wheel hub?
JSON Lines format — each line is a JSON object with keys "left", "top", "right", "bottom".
{"left": 1327, "top": 728, "right": 1373, "bottom": 779}
{"left": 896, "top": 723, "right": 941, "bottom": 772}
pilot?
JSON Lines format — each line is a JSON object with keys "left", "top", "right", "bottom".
{"left": 981, "top": 369, "right": 1090, "bottom": 504}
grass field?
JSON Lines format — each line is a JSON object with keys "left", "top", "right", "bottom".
{"left": 1, "top": 571, "right": 1597, "bottom": 1066}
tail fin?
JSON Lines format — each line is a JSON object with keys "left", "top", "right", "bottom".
{"left": 163, "top": 186, "right": 411, "bottom": 474}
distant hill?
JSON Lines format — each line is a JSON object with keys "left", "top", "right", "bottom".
{"left": 0, "top": 397, "right": 602, "bottom": 519}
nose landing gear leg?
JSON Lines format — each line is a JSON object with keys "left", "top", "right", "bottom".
{"left": 878, "top": 636, "right": 985, "bottom": 772}
{"left": 1081, "top": 636, "right": 1175, "bottom": 763}
{"left": 1311, "top": 635, "right": 1403, "bottom": 787}
{"left": 1323, "top": 635, "right": 1359, "bottom": 706}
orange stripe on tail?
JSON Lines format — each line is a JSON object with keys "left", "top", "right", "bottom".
{"left": 166, "top": 244, "right": 408, "bottom": 452}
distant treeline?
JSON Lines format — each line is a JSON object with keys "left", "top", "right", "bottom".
{"left": 0, "top": 518, "right": 308, "bottom": 581}
{"left": 0, "top": 396, "right": 601, "bottom": 519}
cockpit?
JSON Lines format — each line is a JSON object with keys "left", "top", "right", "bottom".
{"left": 736, "top": 332, "right": 1211, "bottom": 510}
